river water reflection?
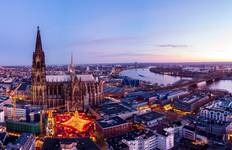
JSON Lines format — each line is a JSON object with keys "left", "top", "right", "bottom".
{"left": 208, "top": 80, "right": 232, "bottom": 93}
{"left": 119, "top": 68, "right": 190, "bottom": 86}
{"left": 120, "top": 68, "right": 232, "bottom": 93}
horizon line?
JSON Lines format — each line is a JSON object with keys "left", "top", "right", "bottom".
{"left": 2, "top": 61, "right": 232, "bottom": 67}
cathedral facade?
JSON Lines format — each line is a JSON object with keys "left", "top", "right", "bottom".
{"left": 31, "top": 27, "right": 103, "bottom": 111}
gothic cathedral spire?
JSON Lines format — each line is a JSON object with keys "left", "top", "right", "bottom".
{"left": 31, "top": 26, "right": 47, "bottom": 108}
{"left": 68, "top": 52, "right": 76, "bottom": 74}
{"left": 35, "top": 26, "right": 43, "bottom": 52}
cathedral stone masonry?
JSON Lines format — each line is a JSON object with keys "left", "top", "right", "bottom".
{"left": 31, "top": 27, "right": 104, "bottom": 111}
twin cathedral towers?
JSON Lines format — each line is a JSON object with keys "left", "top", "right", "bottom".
{"left": 31, "top": 27, "right": 103, "bottom": 111}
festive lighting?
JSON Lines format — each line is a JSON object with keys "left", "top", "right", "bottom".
{"left": 50, "top": 111, "right": 95, "bottom": 138}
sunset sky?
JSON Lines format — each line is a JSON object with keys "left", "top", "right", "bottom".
{"left": 0, "top": 0, "right": 232, "bottom": 65}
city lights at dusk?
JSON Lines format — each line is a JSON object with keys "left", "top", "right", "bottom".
{"left": 1, "top": 1, "right": 232, "bottom": 150}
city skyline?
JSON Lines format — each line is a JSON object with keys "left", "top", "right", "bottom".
{"left": 1, "top": 0, "right": 232, "bottom": 65}
{"left": 1, "top": 1, "right": 232, "bottom": 149}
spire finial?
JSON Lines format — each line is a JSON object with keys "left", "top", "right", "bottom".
{"left": 35, "top": 26, "right": 43, "bottom": 52}
{"left": 68, "top": 52, "right": 75, "bottom": 74}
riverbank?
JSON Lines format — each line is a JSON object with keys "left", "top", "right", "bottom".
{"left": 120, "top": 67, "right": 232, "bottom": 93}
{"left": 149, "top": 67, "right": 205, "bottom": 78}
{"left": 119, "top": 68, "right": 189, "bottom": 86}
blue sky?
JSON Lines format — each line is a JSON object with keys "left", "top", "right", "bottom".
{"left": 0, "top": 0, "right": 232, "bottom": 65}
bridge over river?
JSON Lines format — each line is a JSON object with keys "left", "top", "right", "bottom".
{"left": 167, "top": 72, "right": 232, "bottom": 89}
{"left": 120, "top": 68, "right": 232, "bottom": 92}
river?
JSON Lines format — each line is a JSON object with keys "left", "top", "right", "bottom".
{"left": 207, "top": 80, "right": 232, "bottom": 93}
{"left": 119, "top": 68, "right": 190, "bottom": 86}
{"left": 120, "top": 68, "right": 232, "bottom": 93}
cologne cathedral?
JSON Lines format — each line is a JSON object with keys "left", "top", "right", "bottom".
{"left": 31, "top": 27, "right": 104, "bottom": 111}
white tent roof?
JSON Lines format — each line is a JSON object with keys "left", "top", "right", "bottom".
{"left": 46, "top": 74, "right": 95, "bottom": 82}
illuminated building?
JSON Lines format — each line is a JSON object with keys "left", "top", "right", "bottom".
{"left": 31, "top": 27, "right": 46, "bottom": 108}
{"left": 107, "top": 128, "right": 174, "bottom": 150}
{"left": 226, "top": 123, "right": 232, "bottom": 143}
{"left": 182, "top": 126, "right": 208, "bottom": 145}
{"left": 154, "top": 89, "right": 189, "bottom": 106}
{"left": 121, "top": 130, "right": 157, "bottom": 150}
{"left": 173, "top": 93, "right": 209, "bottom": 112}
{"left": 195, "top": 96, "right": 232, "bottom": 136}
{"left": 103, "top": 86, "right": 124, "bottom": 98}
{"left": 6, "top": 120, "right": 41, "bottom": 134}
{"left": 199, "top": 96, "right": 232, "bottom": 122}
{"left": 31, "top": 27, "right": 104, "bottom": 110}
{"left": 182, "top": 126, "right": 196, "bottom": 141}
{"left": 121, "top": 91, "right": 154, "bottom": 111}
{"left": 4, "top": 103, "right": 28, "bottom": 120}
{"left": 156, "top": 128, "right": 174, "bottom": 150}
{"left": 107, "top": 130, "right": 148, "bottom": 150}
{"left": 90, "top": 102, "right": 138, "bottom": 120}
{"left": 166, "top": 89, "right": 189, "bottom": 100}
{"left": 155, "top": 89, "right": 189, "bottom": 100}
{"left": 136, "top": 111, "right": 165, "bottom": 127}
{"left": 95, "top": 116, "right": 132, "bottom": 138}
{"left": 4, "top": 100, "right": 40, "bottom": 121}
{"left": 54, "top": 112, "right": 94, "bottom": 138}
{"left": 61, "top": 112, "right": 93, "bottom": 132}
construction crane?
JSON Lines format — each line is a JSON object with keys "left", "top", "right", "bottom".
{"left": 12, "top": 96, "right": 16, "bottom": 120}
{"left": 9, "top": 90, "right": 17, "bottom": 120}
{"left": 9, "top": 83, "right": 23, "bottom": 121}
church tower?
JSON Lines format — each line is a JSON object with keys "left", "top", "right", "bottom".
{"left": 31, "top": 26, "right": 47, "bottom": 107}
{"left": 68, "top": 52, "right": 75, "bottom": 74}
